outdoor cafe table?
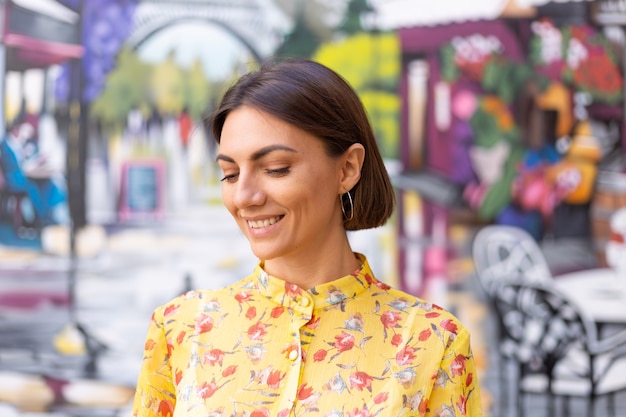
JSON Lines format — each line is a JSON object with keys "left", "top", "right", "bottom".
{"left": 554, "top": 268, "right": 626, "bottom": 325}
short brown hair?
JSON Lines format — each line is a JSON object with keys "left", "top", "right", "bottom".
{"left": 208, "top": 58, "right": 395, "bottom": 231}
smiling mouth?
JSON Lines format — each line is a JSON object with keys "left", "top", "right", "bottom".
{"left": 247, "top": 216, "right": 283, "bottom": 229}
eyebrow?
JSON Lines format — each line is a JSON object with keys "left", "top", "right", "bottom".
{"left": 216, "top": 144, "right": 298, "bottom": 163}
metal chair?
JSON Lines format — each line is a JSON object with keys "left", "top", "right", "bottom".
{"left": 493, "top": 280, "right": 626, "bottom": 417}
{"left": 472, "top": 225, "right": 553, "bottom": 294}
{"left": 471, "top": 225, "right": 554, "bottom": 414}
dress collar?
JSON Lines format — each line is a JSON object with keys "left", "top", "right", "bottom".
{"left": 249, "top": 253, "right": 387, "bottom": 309}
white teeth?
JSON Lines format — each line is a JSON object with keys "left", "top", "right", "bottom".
{"left": 248, "top": 216, "right": 281, "bottom": 229}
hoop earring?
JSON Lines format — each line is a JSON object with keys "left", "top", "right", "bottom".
{"left": 341, "top": 192, "right": 354, "bottom": 221}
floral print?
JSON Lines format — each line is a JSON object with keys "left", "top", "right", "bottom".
{"left": 132, "top": 254, "right": 482, "bottom": 417}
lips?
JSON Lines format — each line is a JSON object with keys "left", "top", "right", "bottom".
{"left": 247, "top": 216, "right": 283, "bottom": 229}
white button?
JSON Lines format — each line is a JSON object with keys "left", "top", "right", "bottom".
{"left": 288, "top": 349, "right": 299, "bottom": 361}
{"left": 300, "top": 297, "right": 310, "bottom": 307}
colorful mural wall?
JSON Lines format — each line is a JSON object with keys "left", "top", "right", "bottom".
{"left": 0, "top": 0, "right": 400, "bottom": 250}
{"left": 3, "top": 2, "right": 626, "bottom": 416}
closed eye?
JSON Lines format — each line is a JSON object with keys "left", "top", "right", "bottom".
{"left": 266, "top": 167, "right": 290, "bottom": 176}
{"left": 220, "top": 173, "right": 238, "bottom": 183}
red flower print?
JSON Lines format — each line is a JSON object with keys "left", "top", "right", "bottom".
{"left": 466, "top": 372, "right": 473, "bottom": 387}
{"left": 234, "top": 291, "right": 252, "bottom": 303}
{"left": 247, "top": 322, "right": 268, "bottom": 341}
{"left": 419, "top": 398, "right": 428, "bottom": 414}
{"left": 163, "top": 304, "right": 180, "bottom": 317}
{"left": 285, "top": 282, "right": 302, "bottom": 299}
{"left": 396, "top": 345, "right": 417, "bottom": 366}
{"left": 425, "top": 312, "right": 440, "bottom": 318}
{"left": 333, "top": 331, "right": 356, "bottom": 352}
{"left": 144, "top": 339, "right": 156, "bottom": 351}
{"left": 277, "top": 409, "right": 290, "bottom": 417}
{"left": 197, "top": 380, "right": 219, "bottom": 399}
{"left": 246, "top": 306, "right": 257, "bottom": 319}
{"left": 364, "top": 273, "right": 375, "bottom": 284}
{"left": 451, "top": 354, "right": 467, "bottom": 377}
{"left": 282, "top": 342, "right": 299, "bottom": 360}
{"left": 176, "top": 331, "right": 185, "bottom": 344}
{"left": 158, "top": 399, "right": 174, "bottom": 416}
{"left": 271, "top": 306, "right": 285, "bottom": 318}
{"left": 349, "top": 371, "right": 374, "bottom": 392}
{"left": 166, "top": 339, "right": 174, "bottom": 356}
{"left": 174, "top": 369, "right": 183, "bottom": 385}
{"left": 380, "top": 311, "right": 402, "bottom": 328}
{"left": 457, "top": 394, "right": 468, "bottom": 415}
{"left": 419, "top": 328, "right": 432, "bottom": 341}
{"left": 375, "top": 281, "right": 391, "bottom": 290}
{"left": 347, "top": 407, "right": 373, "bottom": 417}
{"left": 440, "top": 318, "right": 458, "bottom": 334}
{"left": 391, "top": 334, "right": 403, "bottom": 347}
{"left": 306, "top": 314, "right": 320, "bottom": 329}
{"left": 222, "top": 365, "right": 237, "bottom": 377}
{"left": 297, "top": 383, "right": 314, "bottom": 400}
{"left": 313, "top": 349, "right": 328, "bottom": 362}
{"left": 374, "top": 392, "right": 389, "bottom": 404}
{"left": 267, "top": 369, "right": 284, "bottom": 389}
{"left": 250, "top": 409, "right": 270, "bottom": 417}
{"left": 203, "top": 348, "right": 225, "bottom": 366}
{"left": 194, "top": 314, "right": 214, "bottom": 334}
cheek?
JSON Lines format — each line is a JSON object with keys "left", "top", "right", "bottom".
{"left": 221, "top": 187, "right": 238, "bottom": 216}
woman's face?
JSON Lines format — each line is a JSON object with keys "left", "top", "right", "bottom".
{"left": 217, "top": 106, "right": 347, "bottom": 262}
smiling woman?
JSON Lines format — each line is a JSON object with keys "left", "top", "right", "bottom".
{"left": 131, "top": 58, "right": 484, "bottom": 417}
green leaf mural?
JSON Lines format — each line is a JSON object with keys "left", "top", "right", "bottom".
{"left": 90, "top": 47, "right": 151, "bottom": 128}
{"left": 313, "top": 32, "right": 401, "bottom": 159}
{"left": 150, "top": 52, "right": 186, "bottom": 116}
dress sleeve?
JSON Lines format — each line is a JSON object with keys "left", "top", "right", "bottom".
{"left": 132, "top": 306, "right": 177, "bottom": 417}
{"left": 426, "top": 327, "right": 483, "bottom": 417}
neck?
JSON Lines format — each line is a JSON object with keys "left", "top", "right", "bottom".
{"left": 263, "top": 237, "right": 360, "bottom": 290}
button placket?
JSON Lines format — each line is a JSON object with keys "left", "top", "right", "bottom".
{"left": 299, "top": 296, "right": 310, "bottom": 307}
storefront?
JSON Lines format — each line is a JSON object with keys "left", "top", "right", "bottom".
{"left": 1, "top": 0, "right": 82, "bottom": 132}
{"left": 375, "top": 0, "right": 626, "bottom": 294}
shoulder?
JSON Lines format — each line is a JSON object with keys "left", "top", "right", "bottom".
{"left": 376, "top": 285, "right": 471, "bottom": 341}
{"left": 150, "top": 277, "right": 253, "bottom": 323}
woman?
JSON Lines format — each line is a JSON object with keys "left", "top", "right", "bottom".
{"left": 132, "top": 58, "right": 483, "bottom": 417}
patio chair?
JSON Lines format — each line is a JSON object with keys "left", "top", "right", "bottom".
{"left": 493, "top": 280, "right": 626, "bottom": 417}
{"left": 472, "top": 225, "right": 552, "bottom": 294}
{"left": 471, "top": 225, "right": 554, "bottom": 413}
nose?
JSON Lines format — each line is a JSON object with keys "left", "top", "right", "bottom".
{"left": 231, "top": 172, "right": 266, "bottom": 209}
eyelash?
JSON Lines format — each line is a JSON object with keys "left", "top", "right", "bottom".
{"left": 220, "top": 167, "right": 290, "bottom": 183}
{"left": 267, "top": 167, "right": 290, "bottom": 176}
{"left": 220, "top": 174, "right": 237, "bottom": 183}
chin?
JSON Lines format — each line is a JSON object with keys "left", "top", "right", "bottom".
{"left": 248, "top": 243, "right": 281, "bottom": 262}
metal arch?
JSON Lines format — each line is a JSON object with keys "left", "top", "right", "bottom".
{"left": 126, "top": 0, "right": 292, "bottom": 61}
{"left": 130, "top": 17, "right": 264, "bottom": 63}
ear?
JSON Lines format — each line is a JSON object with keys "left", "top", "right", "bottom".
{"left": 338, "top": 143, "right": 365, "bottom": 193}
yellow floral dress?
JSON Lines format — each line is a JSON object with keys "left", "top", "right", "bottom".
{"left": 132, "top": 254, "right": 482, "bottom": 417}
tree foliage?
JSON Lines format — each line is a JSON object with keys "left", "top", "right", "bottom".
{"left": 90, "top": 47, "right": 151, "bottom": 127}
{"left": 274, "top": 13, "right": 321, "bottom": 58}
{"left": 313, "top": 32, "right": 401, "bottom": 158}
{"left": 185, "top": 60, "right": 212, "bottom": 121}
{"left": 90, "top": 48, "right": 224, "bottom": 129}
{"left": 150, "top": 52, "right": 186, "bottom": 116}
